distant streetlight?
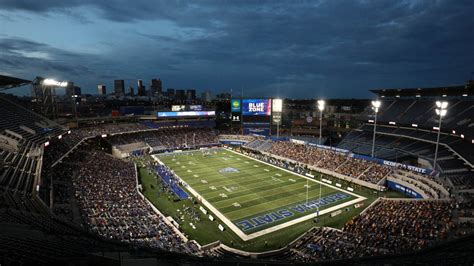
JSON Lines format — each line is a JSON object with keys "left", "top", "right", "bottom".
{"left": 371, "top": 100, "right": 381, "bottom": 157}
{"left": 433, "top": 101, "right": 448, "bottom": 170}
{"left": 317, "top": 100, "right": 325, "bottom": 144}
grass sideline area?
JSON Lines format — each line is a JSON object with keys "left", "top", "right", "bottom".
{"left": 136, "top": 150, "right": 407, "bottom": 252}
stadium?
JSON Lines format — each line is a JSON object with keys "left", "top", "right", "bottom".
{"left": 1, "top": 74, "right": 473, "bottom": 265}
{"left": 1, "top": 1, "right": 474, "bottom": 265}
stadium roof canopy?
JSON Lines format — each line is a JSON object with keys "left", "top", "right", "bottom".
{"left": 371, "top": 81, "right": 473, "bottom": 98}
{"left": 0, "top": 75, "right": 32, "bottom": 90}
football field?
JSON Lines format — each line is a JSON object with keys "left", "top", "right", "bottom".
{"left": 154, "top": 149, "right": 366, "bottom": 240}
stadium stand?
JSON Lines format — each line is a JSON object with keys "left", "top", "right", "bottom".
{"left": 1, "top": 85, "right": 473, "bottom": 264}
{"left": 72, "top": 150, "right": 195, "bottom": 253}
{"left": 266, "top": 140, "right": 391, "bottom": 186}
{"left": 285, "top": 199, "right": 454, "bottom": 262}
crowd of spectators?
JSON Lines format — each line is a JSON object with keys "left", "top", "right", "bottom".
{"left": 72, "top": 151, "right": 195, "bottom": 253}
{"left": 343, "top": 199, "right": 454, "bottom": 251}
{"left": 267, "top": 141, "right": 391, "bottom": 184}
{"left": 289, "top": 199, "right": 455, "bottom": 261}
{"left": 42, "top": 123, "right": 150, "bottom": 167}
{"left": 107, "top": 128, "right": 218, "bottom": 151}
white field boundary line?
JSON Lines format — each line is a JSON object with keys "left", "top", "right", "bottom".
{"left": 152, "top": 151, "right": 366, "bottom": 241}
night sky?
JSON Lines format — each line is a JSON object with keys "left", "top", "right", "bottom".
{"left": 0, "top": 0, "right": 473, "bottom": 98}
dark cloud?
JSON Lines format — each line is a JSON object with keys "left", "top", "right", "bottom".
{"left": 0, "top": 0, "right": 473, "bottom": 98}
{"left": 0, "top": 36, "right": 95, "bottom": 79}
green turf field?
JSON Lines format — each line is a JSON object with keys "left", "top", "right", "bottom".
{"left": 155, "top": 149, "right": 364, "bottom": 238}
{"left": 136, "top": 152, "right": 407, "bottom": 251}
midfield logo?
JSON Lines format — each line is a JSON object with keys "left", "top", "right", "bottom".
{"left": 219, "top": 167, "right": 240, "bottom": 173}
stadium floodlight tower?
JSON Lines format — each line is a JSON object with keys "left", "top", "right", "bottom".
{"left": 273, "top": 99, "right": 283, "bottom": 138}
{"left": 317, "top": 100, "right": 325, "bottom": 144}
{"left": 32, "top": 77, "right": 69, "bottom": 119}
{"left": 433, "top": 101, "right": 448, "bottom": 170}
{"left": 371, "top": 100, "right": 381, "bottom": 157}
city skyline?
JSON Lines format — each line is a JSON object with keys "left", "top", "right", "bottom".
{"left": 1, "top": 0, "right": 473, "bottom": 98}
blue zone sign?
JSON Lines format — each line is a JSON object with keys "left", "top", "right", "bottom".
{"left": 235, "top": 192, "right": 350, "bottom": 232}
{"left": 242, "top": 99, "right": 272, "bottom": 116}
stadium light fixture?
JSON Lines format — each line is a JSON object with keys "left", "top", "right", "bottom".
{"left": 273, "top": 99, "right": 283, "bottom": 138}
{"left": 371, "top": 100, "right": 381, "bottom": 157}
{"left": 273, "top": 99, "right": 283, "bottom": 113}
{"left": 412, "top": 124, "right": 418, "bottom": 128}
{"left": 317, "top": 100, "right": 325, "bottom": 144}
{"left": 433, "top": 101, "right": 448, "bottom": 170}
{"left": 317, "top": 100, "right": 325, "bottom": 111}
{"left": 435, "top": 109, "right": 447, "bottom": 117}
{"left": 42, "top": 78, "right": 68, "bottom": 87}
{"left": 436, "top": 101, "right": 448, "bottom": 109}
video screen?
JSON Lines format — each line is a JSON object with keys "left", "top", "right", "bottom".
{"left": 157, "top": 111, "right": 215, "bottom": 117}
{"left": 242, "top": 99, "right": 271, "bottom": 116}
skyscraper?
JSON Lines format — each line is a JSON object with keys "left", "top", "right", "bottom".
{"left": 150, "top": 78, "right": 162, "bottom": 96}
{"left": 114, "top": 80, "right": 125, "bottom": 96}
{"left": 201, "top": 90, "right": 212, "bottom": 102}
{"left": 97, "top": 85, "right": 106, "bottom": 95}
{"left": 186, "top": 89, "right": 196, "bottom": 101}
{"left": 137, "top": 80, "right": 145, "bottom": 96}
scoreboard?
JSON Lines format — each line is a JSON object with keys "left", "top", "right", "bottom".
{"left": 231, "top": 99, "right": 276, "bottom": 136}
{"left": 242, "top": 99, "right": 272, "bottom": 116}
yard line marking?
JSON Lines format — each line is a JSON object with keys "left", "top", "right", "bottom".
{"left": 272, "top": 176, "right": 283, "bottom": 182}
{"left": 193, "top": 174, "right": 199, "bottom": 178}
{"left": 264, "top": 169, "right": 270, "bottom": 172}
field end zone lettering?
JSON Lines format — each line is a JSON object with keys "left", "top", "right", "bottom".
{"left": 235, "top": 192, "right": 350, "bottom": 231}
